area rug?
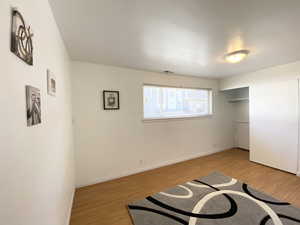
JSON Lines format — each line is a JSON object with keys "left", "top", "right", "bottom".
{"left": 127, "top": 172, "right": 300, "bottom": 225}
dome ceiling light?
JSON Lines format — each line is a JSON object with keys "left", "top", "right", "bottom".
{"left": 224, "top": 49, "right": 250, "bottom": 63}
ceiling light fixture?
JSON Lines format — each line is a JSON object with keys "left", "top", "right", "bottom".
{"left": 224, "top": 49, "right": 250, "bottom": 63}
{"left": 163, "top": 70, "right": 174, "bottom": 74}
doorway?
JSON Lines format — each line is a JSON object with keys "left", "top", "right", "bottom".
{"left": 223, "top": 87, "right": 250, "bottom": 151}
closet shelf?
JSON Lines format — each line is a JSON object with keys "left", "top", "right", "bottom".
{"left": 228, "top": 97, "right": 249, "bottom": 103}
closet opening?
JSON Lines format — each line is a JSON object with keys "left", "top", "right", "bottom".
{"left": 223, "top": 87, "right": 250, "bottom": 152}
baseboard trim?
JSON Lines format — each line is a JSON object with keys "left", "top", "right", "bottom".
{"left": 297, "top": 171, "right": 300, "bottom": 177}
{"left": 76, "top": 148, "right": 232, "bottom": 188}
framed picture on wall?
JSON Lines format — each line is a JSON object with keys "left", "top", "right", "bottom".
{"left": 26, "top": 85, "right": 41, "bottom": 126}
{"left": 103, "top": 90, "right": 120, "bottom": 110}
{"left": 47, "top": 69, "right": 56, "bottom": 96}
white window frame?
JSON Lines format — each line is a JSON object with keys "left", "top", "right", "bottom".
{"left": 142, "top": 84, "right": 213, "bottom": 121}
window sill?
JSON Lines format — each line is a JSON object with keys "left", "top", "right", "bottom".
{"left": 142, "top": 114, "right": 213, "bottom": 122}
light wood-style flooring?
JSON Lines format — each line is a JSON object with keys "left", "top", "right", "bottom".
{"left": 70, "top": 149, "right": 300, "bottom": 225}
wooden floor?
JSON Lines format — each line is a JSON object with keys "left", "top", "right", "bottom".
{"left": 70, "top": 149, "right": 300, "bottom": 225}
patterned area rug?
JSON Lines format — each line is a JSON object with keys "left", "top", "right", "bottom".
{"left": 128, "top": 172, "right": 300, "bottom": 225}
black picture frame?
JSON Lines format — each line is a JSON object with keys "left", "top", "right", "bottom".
{"left": 103, "top": 90, "right": 120, "bottom": 110}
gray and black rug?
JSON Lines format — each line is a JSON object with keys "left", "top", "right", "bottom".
{"left": 128, "top": 172, "right": 300, "bottom": 225}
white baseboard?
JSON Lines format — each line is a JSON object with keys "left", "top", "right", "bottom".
{"left": 76, "top": 148, "right": 230, "bottom": 188}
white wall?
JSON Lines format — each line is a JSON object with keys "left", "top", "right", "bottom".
{"left": 233, "top": 102, "right": 249, "bottom": 123}
{"left": 230, "top": 101, "right": 249, "bottom": 149}
{"left": 231, "top": 90, "right": 249, "bottom": 149}
{"left": 220, "top": 61, "right": 300, "bottom": 90}
{"left": 220, "top": 61, "right": 300, "bottom": 174}
{"left": 71, "top": 61, "right": 234, "bottom": 187}
{"left": 0, "top": 1, "right": 75, "bottom": 225}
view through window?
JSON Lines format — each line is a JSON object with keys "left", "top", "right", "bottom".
{"left": 143, "top": 85, "right": 212, "bottom": 119}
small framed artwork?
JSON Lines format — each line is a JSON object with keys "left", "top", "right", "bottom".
{"left": 103, "top": 90, "right": 120, "bottom": 110}
{"left": 26, "top": 85, "right": 41, "bottom": 126}
{"left": 47, "top": 69, "right": 56, "bottom": 96}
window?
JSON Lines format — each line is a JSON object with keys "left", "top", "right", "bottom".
{"left": 143, "top": 85, "right": 212, "bottom": 120}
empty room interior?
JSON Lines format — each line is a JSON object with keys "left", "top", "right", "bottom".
{"left": 2, "top": 0, "right": 300, "bottom": 224}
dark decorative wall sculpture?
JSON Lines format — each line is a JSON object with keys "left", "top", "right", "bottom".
{"left": 11, "top": 9, "right": 33, "bottom": 65}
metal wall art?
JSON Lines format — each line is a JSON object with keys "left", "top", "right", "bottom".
{"left": 11, "top": 9, "right": 33, "bottom": 65}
